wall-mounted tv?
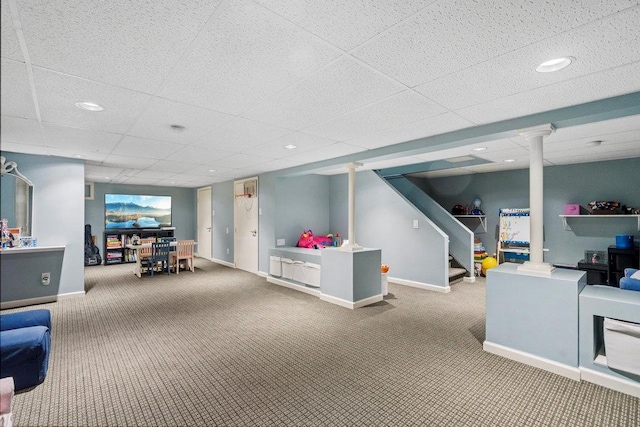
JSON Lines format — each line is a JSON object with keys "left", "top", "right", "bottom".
{"left": 105, "top": 194, "right": 172, "bottom": 229}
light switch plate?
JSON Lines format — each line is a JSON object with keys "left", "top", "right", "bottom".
{"left": 277, "top": 239, "right": 285, "bottom": 246}
{"left": 413, "top": 220, "right": 419, "bottom": 229}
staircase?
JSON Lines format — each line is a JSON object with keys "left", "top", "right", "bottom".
{"left": 376, "top": 172, "right": 475, "bottom": 284}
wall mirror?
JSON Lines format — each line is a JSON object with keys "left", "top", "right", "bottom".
{"left": 1, "top": 156, "right": 34, "bottom": 237}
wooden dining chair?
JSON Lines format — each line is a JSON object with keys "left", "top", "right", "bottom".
{"left": 172, "top": 240, "right": 195, "bottom": 274}
{"left": 146, "top": 242, "right": 171, "bottom": 276}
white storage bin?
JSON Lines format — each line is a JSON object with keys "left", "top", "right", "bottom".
{"left": 281, "top": 258, "right": 294, "bottom": 279}
{"left": 604, "top": 317, "right": 640, "bottom": 376}
{"left": 303, "top": 262, "right": 321, "bottom": 288}
{"left": 269, "top": 256, "right": 282, "bottom": 277}
{"left": 291, "top": 260, "right": 306, "bottom": 283}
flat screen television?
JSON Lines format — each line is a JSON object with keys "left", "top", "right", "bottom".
{"left": 105, "top": 194, "right": 172, "bottom": 229}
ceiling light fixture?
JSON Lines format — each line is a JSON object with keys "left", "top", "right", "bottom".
{"left": 75, "top": 101, "right": 104, "bottom": 111}
{"left": 208, "top": 169, "right": 216, "bottom": 172}
{"left": 504, "top": 159, "right": 517, "bottom": 163}
{"left": 586, "top": 140, "right": 602, "bottom": 147}
{"left": 170, "top": 124, "right": 186, "bottom": 133}
{"left": 283, "top": 144, "right": 298, "bottom": 150}
{"left": 472, "top": 147, "right": 487, "bottom": 151}
{"left": 536, "top": 57, "right": 574, "bottom": 73}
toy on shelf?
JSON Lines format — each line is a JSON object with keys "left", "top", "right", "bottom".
{"left": 471, "top": 197, "right": 485, "bottom": 215}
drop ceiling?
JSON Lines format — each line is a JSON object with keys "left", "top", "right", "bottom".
{"left": 1, "top": 0, "right": 639, "bottom": 187}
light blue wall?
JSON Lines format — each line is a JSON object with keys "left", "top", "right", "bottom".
{"left": 330, "top": 170, "right": 449, "bottom": 287}
{"left": 275, "top": 175, "right": 331, "bottom": 248}
{"left": 0, "top": 152, "right": 84, "bottom": 298}
{"left": 413, "top": 158, "right": 640, "bottom": 265}
{"left": 0, "top": 175, "right": 17, "bottom": 227}
{"left": 212, "top": 181, "right": 234, "bottom": 263}
{"left": 85, "top": 183, "right": 197, "bottom": 256}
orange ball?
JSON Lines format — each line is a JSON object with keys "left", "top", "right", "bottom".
{"left": 381, "top": 264, "right": 389, "bottom": 273}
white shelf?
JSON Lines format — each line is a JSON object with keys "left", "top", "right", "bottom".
{"left": 559, "top": 214, "right": 640, "bottom": 232}
{"left": 454, "top": 215, "right": 487, "bottom": 233}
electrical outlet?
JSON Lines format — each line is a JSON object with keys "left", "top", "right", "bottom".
{"left": 226, "top": 248, "right": 230, "bottom": 255}
{"left": 413, "top": 220, "right": 419, "bottom": 229}
{"left": 259, "top": 208, "right": 263, "bottom": 215}
{"left": 226, "top": 227, "right": 229, "bottom": 234}
{"left": 41, "top": 272, "right": 50, "bottom": 286}
{"left": 277, "top": 239, "right": 285, "bottom": 246}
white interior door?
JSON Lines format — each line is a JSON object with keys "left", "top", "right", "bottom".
{"left": 197, "top": 187, "right": 212, "bottom": 259}
{"left": 234, "top": 178, "right": 258, "bottom": 273}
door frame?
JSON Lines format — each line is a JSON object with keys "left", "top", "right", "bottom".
{"left": 233, "top": 177, "right": 259, "bottom": 273}
{"left": 197, "top": 186, "right": 212, "bottom": 260}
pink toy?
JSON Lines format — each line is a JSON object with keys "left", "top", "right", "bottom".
{"left": 296, "top": 230, "right": 333, "bottom": 249}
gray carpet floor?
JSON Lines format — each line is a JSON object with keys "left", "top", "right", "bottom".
{"left": 9, "top": 258, "right": 640, "bottom": 426}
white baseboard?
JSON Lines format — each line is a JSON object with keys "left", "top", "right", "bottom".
{"left": 257, "top": 271, "right": 268, "bottom": 278}
{"left": 319, "top": 293, "right": 383, "bottom": 309}
{"left": 211, "top": 258, "right": 235, "bottom": 268}
{"left": 580, "top": 368, "right": 640, "bottom": 398}
{"left": 483, "top": 341, "right": 581, "bottom": 381}
{"left": 0, "top": 290, "right": 85, "bottom": 310}
{"left": 388, "top": 276, "right": 451, "bottom": 294}
{"left": 266, "top": 276, "right": 320, "bottom": 297}
{"left": 463, "top": 276, "right": 476, "bottom": 283}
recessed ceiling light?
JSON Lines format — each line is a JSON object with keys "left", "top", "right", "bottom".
{"left": 207, "top": 169, "right": 216, "bottom": 172}
{"left": 283, "top": 144, "right": 298, "bottom": 150}
{"left": 170, "top": 124, "right": 186, "bottom": 133}
{"left": 75, "top": 101, "right": 104, "bottom": 111}
{"left": 170, "top": 181, "right": 176, "bottom": 184}
{"left": 74, "top": 154, "right": 83, "bottom": 158}
{"left": 472, "top": 147, "right": 487, "bottom": 151}
{"left": 504, "top": 159, "right": 517, "bottom": 163}
{"left": 586, "top": 140, "right": 602, "bottom": 147}
{"left": 536, "top": 57, "right": 574, "bottom": 73}
{"left": 105, "top": 176, "right": 110, "bottom": 179}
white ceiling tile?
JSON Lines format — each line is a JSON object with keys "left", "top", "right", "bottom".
{"left": 42, "top": 124, "right": 121, "bottom": 154}
{"left": 415, "top": 7, "right": 640, "bottom": 111}
{"left": 544, "top": 140, "right": 640, "bottom": 159}
{"left": 1, "top": 59, "right": 36, "bottom": 120}
{"left": 411, "top": 168, "right": 475, "bottom": 179}
{"left": 143, "top": 160, "right": 201, "bottom": 174}
{"left": 100, "top": 154, "right": 159, "bottom": 169}
{"left": 353, "top": 0, "right": 638, "bottom": 87}
{"left": 33, "top": 68, "right": 152, "bottom": 133}
{"left": 545, "top": 130, "right": 640, "bottom": 153}
{"left": 18, "top": 0, "right": 221, "bottom": 93}
{"left": 160, "top": 0, "right": 341, "bottom": 115}
{"left": 1, "top": 116, "right": 43, "bottom": 145}
{"left": 250, "top": 158, "right": 299, "bottom": 173}
{"left": 132, "top": 169, "right": 177, "bottom": 180}
{"left": 44, "top": 146, "right": 108, "bottom": 163}
{"left": 128, "top": 98, "right": 235, "bottom": 145}
{"left": 208, "top": 153, "right": 271, "bottom": 169}
{"left": 0, "top": 141, "right": 47, "bottom": 156}
{"left": 193, "top": 117, "right": 291, "bottom": 152}
{"left": 183, "top": 165, "right": 237, "bottom": 177}
{"left": 1, "top": 0, "right": 23, "bottom": 61}
{"left": 547, "top": 149, "right": 640, "bottom": 165}
{"left": 284, "top": 142, "right": 366, "bottom": 164}
{"left": 347, "top": 112, "right": 474, "bottom": 150}
{"left": 253, "top": 0, "right": 434, "bottom": 51}
{"left": 169, "top": 145, "right": 235, "bottom": 165}
{"left": 84, "top": 164, "right": 125, "bottom": 179}
{"left": 304, "top": 90, "right": 447, "bottom": 141}
{"left": 547, "top": 115, "right": 640, "bottom": 144}
{"left": 242, "top": 56, "right": 406, "bottom": 130}
{"left": 455, "top": 61, "right": 640, "bottom": 124}
{"left": 111, "top": 136, "right": 183, "bottom": 160}
{"left": 250, "top": 132, "right": 337, "bottom": 159}
{"left": 414, "top": 139, "right": 522, "bottom": 162}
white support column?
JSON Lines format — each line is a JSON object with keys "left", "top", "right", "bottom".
{"left": 517, "top": 124, "right": 555, "bottom": 276}
{"left": 342, "top": 162, "right": 363, "bottom": 252}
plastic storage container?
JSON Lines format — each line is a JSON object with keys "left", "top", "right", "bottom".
{"left": 281, "top": 258, "right": 294, "bottom": 279}
{"left": 604, "top": 317, "right": 640, "bottom": 376}
{"left": 615, "top": 234, "right": 633, "bottom": 249}
{"left": 269, "top": 256, "right": 281, "bottom": 277}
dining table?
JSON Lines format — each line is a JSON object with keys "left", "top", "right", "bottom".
{"left": 125, "top": 241, "right": 197, "bottom": 278}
